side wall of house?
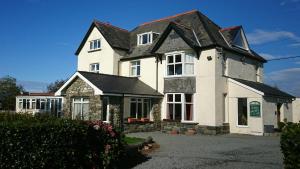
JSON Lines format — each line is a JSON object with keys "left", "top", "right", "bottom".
{"left": 293, "top": 98, "right": 300, "bottom": 123}
{"left": 225, "top": 51, "right": 263, "bottom": 82}
{"left": 62, "top": 77, "right": 101, "bottom": 120}
{"left": 228, "top": 80, "right": 264, "bottom": 135}
{"left": 77, "top": 27, "right": 116, "bottom": 74}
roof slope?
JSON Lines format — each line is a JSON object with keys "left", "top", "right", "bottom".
{"left": 75, "top": 20, "right": 130, "bottom": 55}
{"left": 151, "top": 22, "right": 200, "bottom": 53}
{"left": 76, "top": 10, "right": 266, "bottom": 62}
{"left": 78, "top": 71, "right": 162, "bottom": 96}
{"left": 232, "top": 78, "right": 295, "bottom": 99}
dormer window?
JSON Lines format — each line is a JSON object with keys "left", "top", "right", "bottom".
{"left": 137, "top": 32, "right": 159, "bottom": 45}
{"left": 232, "top": 29, "right": 249, "bottom": 51}
{"left": 89, "top": 39, "right": 101, "bottom": 50}
{"left": 90, "top": 63, "right": 100, "bottom": 73}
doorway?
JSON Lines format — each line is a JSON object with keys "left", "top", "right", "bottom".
{"left": 102, "top": 97, "right": 110, "bottom": 122}
{"left": 276, "top": 103, "right": 282, "bottom": 125}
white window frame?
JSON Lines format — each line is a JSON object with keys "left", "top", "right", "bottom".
{"left": 137, "top": 32, "right": 159, "bottom": 46}
{"left": 90, "top": 63, "right": 100, "bottom": 73}
{"left": 165, "top": 51, "right": 195, "bottom": 77}
{"left": 166, "top": 93, "right": 194, "bottom": 122}
{"left": 129, "top": 98, "right": 150, "bottom": 119}
{"left": 72, "top": 98, "right": 90, "bottom": 120}
{"left": 130, "top": 60, "right": 140, "bottom": 77}
{"left": 89, "top": 39, "right": 101, "bottom": 51}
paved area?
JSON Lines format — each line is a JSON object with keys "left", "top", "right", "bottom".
{"left": 127, "top": 132, "right": 283, "bottom": 169}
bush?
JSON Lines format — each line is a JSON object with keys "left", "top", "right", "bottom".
{"left": 0, "top": 113, "right": 123, "bottom": 169}
{"left": 280, "top": 122, "right": 300, "bottom": 169}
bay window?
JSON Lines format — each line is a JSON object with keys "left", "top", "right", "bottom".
{"left": 167, "top": 93, "right": 194, "bottom": 121}
{"left": 166, "top": 52, "right": 194, "bottom": 76}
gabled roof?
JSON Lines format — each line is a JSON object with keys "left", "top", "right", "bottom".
{"left": 76, "top": 10, "right": 267, "bottom": 63}
{"left": 151, "top": 22, "right": 201, "bottom": 54}
{"left": 75, "top": 20, "right": 130, "bottom": 55}
{"left": 55, "top": 71, "right": 163, "bottom": 97}
{"left": 230, "top": 78, "right": 295, "bottom": 99}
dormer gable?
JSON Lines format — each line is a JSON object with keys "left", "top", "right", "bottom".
{"left": 220, "top": 26, "right": 250, "bottom": 51}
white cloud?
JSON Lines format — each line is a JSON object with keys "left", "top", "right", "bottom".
{"left": 280, "top": 0, "right": 300, "bottom": 6}
{"left": 266, "top": 68, "right": 300, "bottom": 97}
{"left": 289, "top": 43, "right": 300, "bottom": 47}
{"left": 259, "top": 53, "right": 288, "bottom": 60}
{"left": 247, "top": 29, "right": 300, "bottom": 45}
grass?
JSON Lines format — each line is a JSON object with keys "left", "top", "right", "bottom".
{"left": 124, "top": 136, "right": 145, "bottom": 145}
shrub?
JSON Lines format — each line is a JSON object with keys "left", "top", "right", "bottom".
{"left": 280, "top": 122, "right": 300, "bottom": 169}
{"left": 0, "top": 113, "right": 123, "bottom": 169}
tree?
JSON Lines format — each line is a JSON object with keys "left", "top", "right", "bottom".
{"left": 47, "top": 79, "right": 66, "bottom": 93}
{"left": 0, "top": 76, "right": 24, "bottom": 110}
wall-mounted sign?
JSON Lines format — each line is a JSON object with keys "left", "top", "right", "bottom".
{"left": 250, "top": 101, "right": 261, "bottom": 117}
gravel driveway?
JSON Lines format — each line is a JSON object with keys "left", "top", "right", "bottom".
{"left": 126, "top": 132, "right": 283, "bottom": 169}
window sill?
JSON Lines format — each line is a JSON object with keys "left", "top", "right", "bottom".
{"left": 130, "top": 75, "right": 141, "bottom": 78}
{"left": 88, "top": 49, "right": 101, "bottom": 53}
{"left": 164, "top": 75, "right": 195, "bottom": 78}
{"left": 237, "top": 125, "right": 249, "bottom": 128}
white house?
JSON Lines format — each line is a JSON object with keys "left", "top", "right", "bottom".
{"left": 17, "top": 10, "right": 296, "bottom": 135}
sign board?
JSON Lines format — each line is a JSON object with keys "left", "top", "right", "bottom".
{"left": 250, "top": 101, "right": 261, "bottom": 117}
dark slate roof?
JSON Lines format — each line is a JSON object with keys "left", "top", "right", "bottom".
{"left": 76, "top": 10, "right": 267, "bottom": 62}
{"left": 232, "top": 78, "right": 295, "bottom": 99}
{"left": 75, "top": 20, "right": 130, "bottom": 55}
{"left": 78, "top": 71, "right": 163, "bottom": 96}
{"left": 151, "top": 22, "right": 200, "bottom": 53}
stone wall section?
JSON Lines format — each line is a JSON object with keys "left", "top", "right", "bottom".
{"left": 63, "top": 77, "right": 101, "bottom": 120}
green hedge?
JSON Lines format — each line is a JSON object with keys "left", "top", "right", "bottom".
{"left": 280, "top": 122, "right": 300, "bottom": 169}
{"left": 0, "top": 113, "right": 123, "bottom": 169}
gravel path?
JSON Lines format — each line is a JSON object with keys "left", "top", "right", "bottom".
{"left": 127, "top": 132, "right": 283, "bottom": 169}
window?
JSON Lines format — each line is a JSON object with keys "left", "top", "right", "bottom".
{"left": 232, "top": 30, "right": 249, "bottom": 50}
{"left": 89, "top": 39, "right": 101, "bottom": 50}
{"left": 167, "top": 93, "right": 193, "bottom": 121}
{"left": 90, "top": 63, "right": 100, "bottom": 73}
{"left": 137, "top": 32, "right": 159, "bottom": 45}
{"left": 130, "top": 60, "right": 140, "bottom": 76}
{"left": 18, "top": 99, "right": 23, "bottom": 109}
{"left": 238, "top": 98, "right": 248, "bottom": 126}
{"left": 32, "top": 99, "right": 36, "bottom": 109}
{"left": 130, "top": 98, "right": 150, "bottom": 118}
{"left": 40, "top": 99, "right": 45, "bottom": 110}
{"left": 166, "top": 53, "right": 194, "bottom": 76}
{"left": 72, "top": 98, "right": 90, "bottom": 120}
{"left": 26, "top": 99, "right": 30, "bottom": 109}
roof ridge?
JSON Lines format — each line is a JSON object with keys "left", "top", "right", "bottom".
{"left": 93, "top": 20, "right": 129, "bottom": 32}
{"left": 220, "top": 25, "right": 242, "bottom": 31}
{"left": 139, "top": 9, "right": 198, "bottom": 26}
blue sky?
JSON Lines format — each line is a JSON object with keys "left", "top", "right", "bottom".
{"left": 0, "top": 0, "right": 299, "bottom": 96}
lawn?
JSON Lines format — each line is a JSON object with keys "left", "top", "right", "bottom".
{"left": 124, "top": 136, "right": 145, "bottom": 145}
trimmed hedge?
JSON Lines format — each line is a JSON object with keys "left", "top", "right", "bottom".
{"left": 0, "top": 113, "right": 123, "bottom": 169}
{"left": 280, "top": 122, "right": 300, "bottom": 169}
